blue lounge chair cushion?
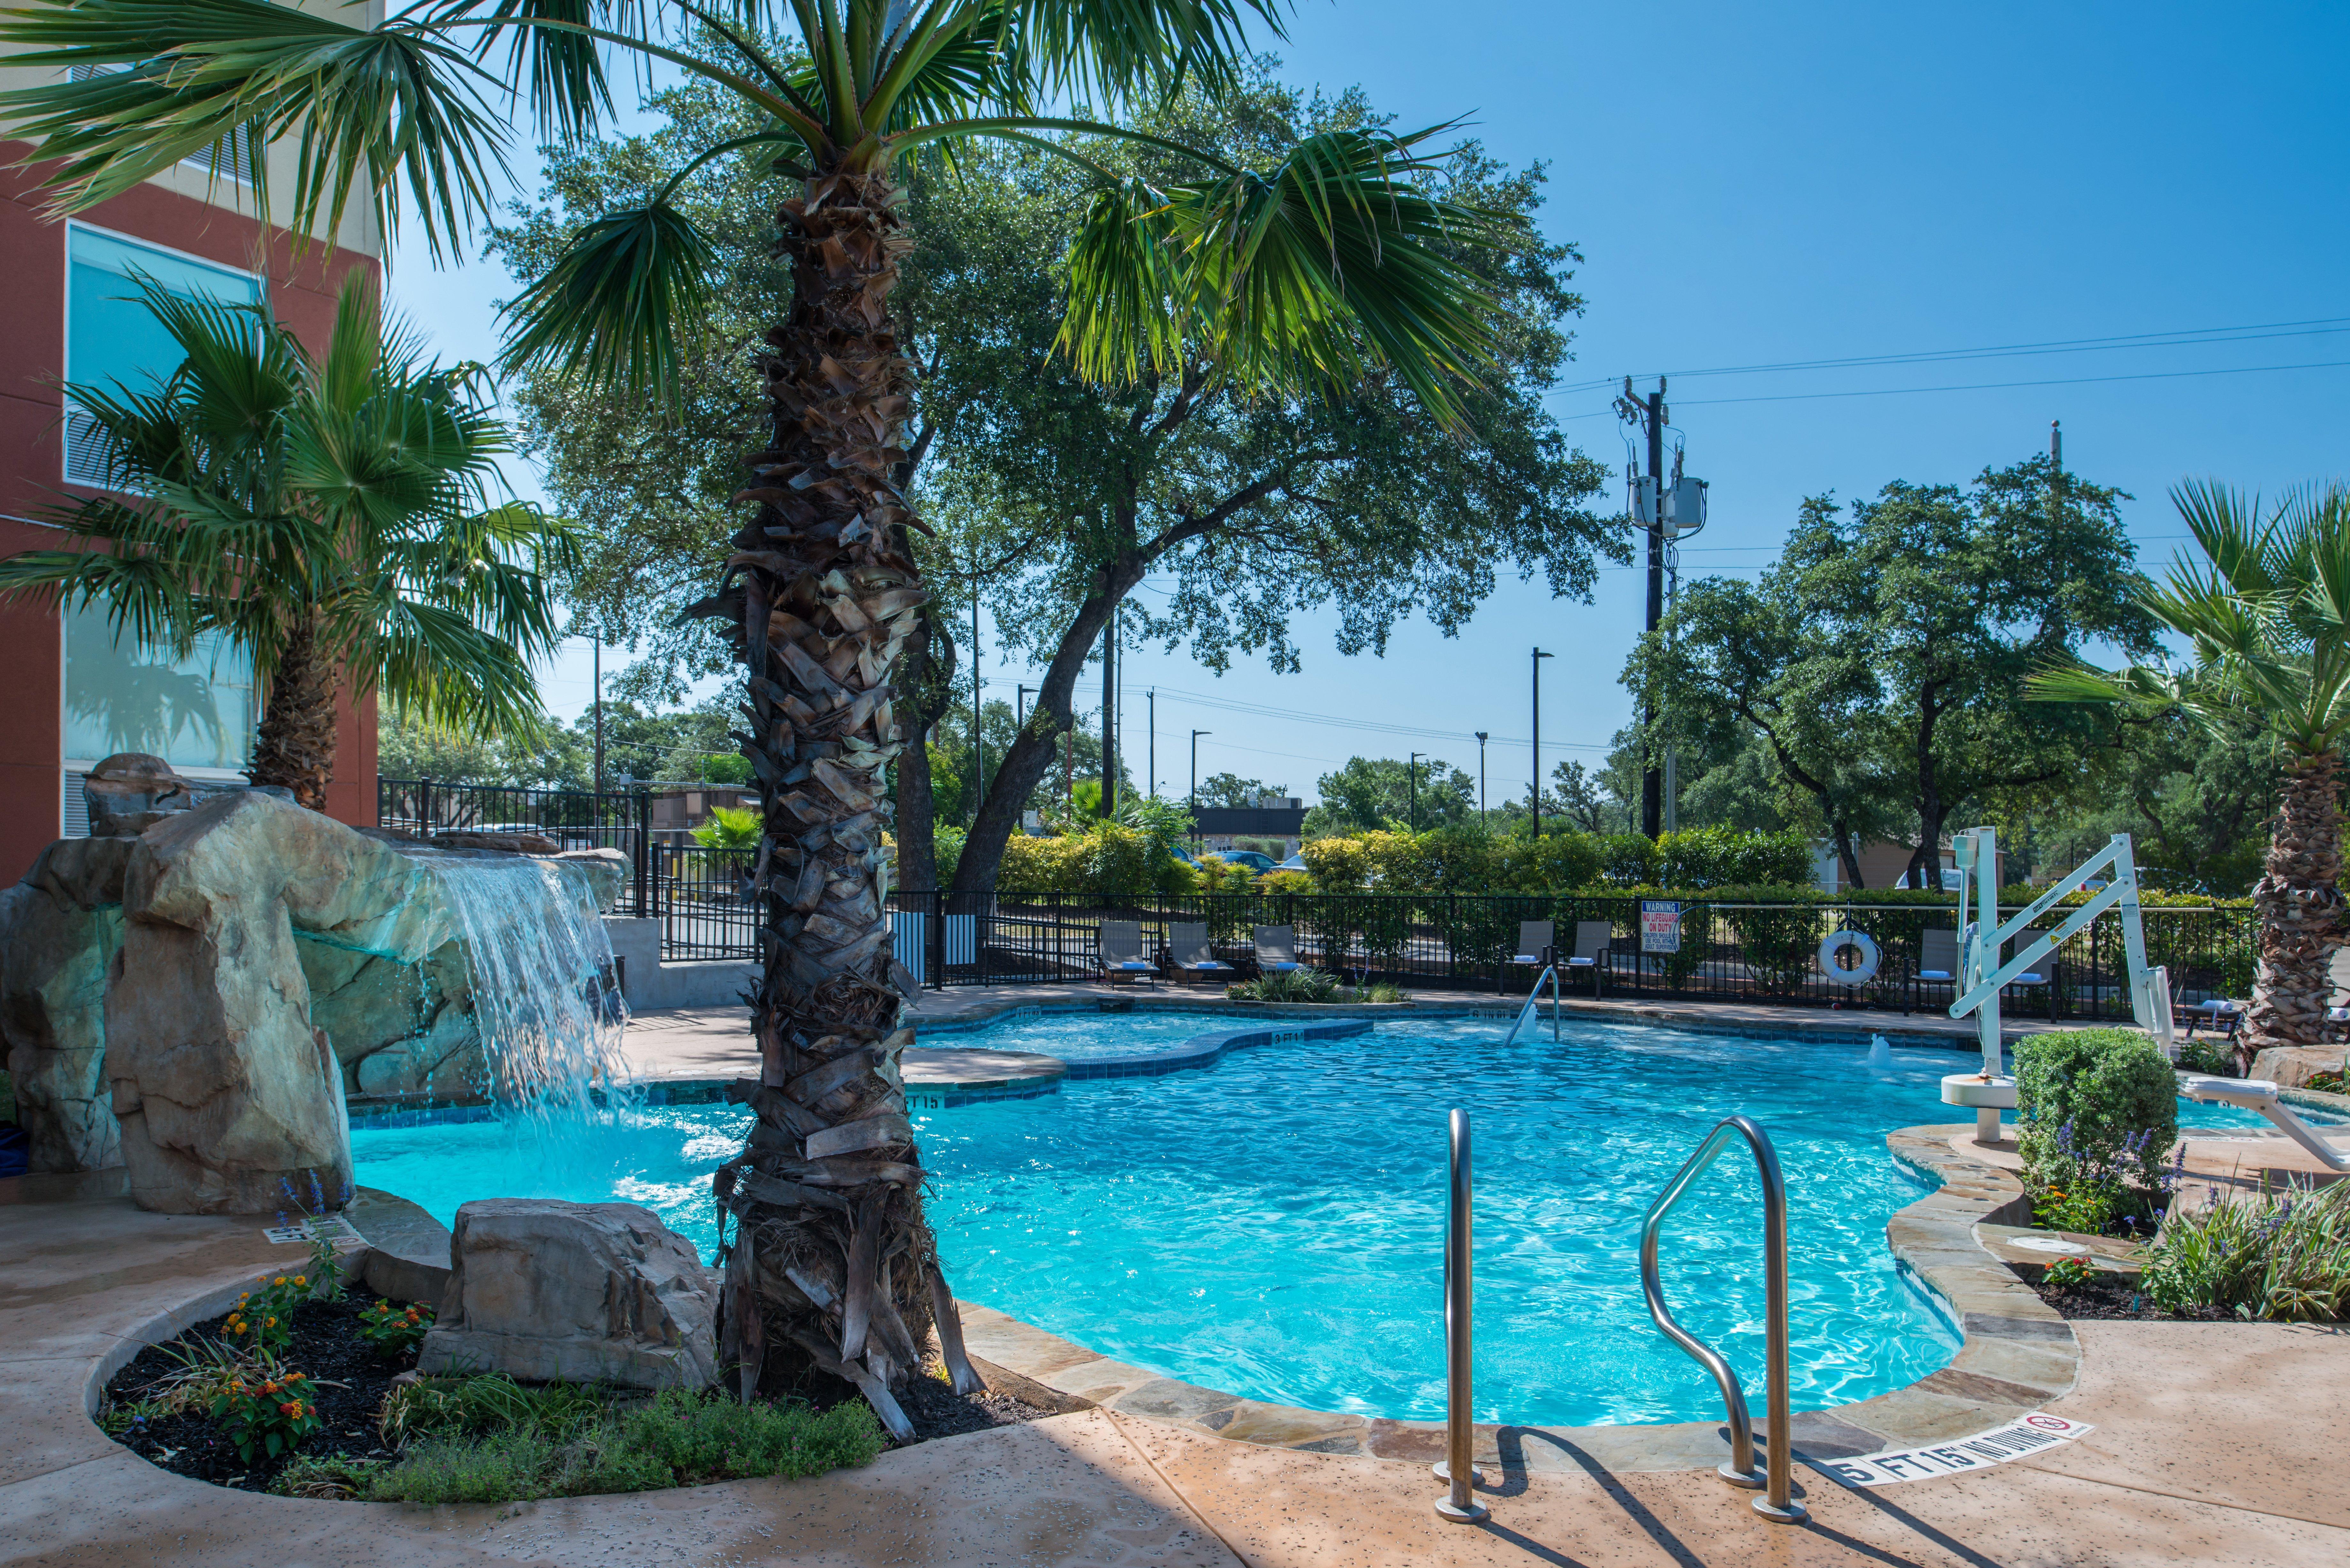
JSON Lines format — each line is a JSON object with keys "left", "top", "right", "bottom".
{"left": 1180, "top": 960, "right": 1233, "bottom": 972}
{"left": 1265, "top": 961, "right": 1301, "bottom": 972}
{"left": 1565, "top": 956, "right": 1596, "bottom": 968}
{"left": 1111, "top": 961, "right": 1154, "bottom": 971}
{"left": 2011, "top": 973, "right": 2045, "bottom": 986}
{"left": 1918, "top": 969, "right": 1953, "bottom": 982}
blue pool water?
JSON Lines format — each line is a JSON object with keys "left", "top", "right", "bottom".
{"left": 351, "top": 1014, "right": 2296, "bottom": 1428}
{"left": 929, "top": 1007, "right": 1241, "bottom": 1060}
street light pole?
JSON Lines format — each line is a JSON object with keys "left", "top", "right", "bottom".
{"left": 592, "top": 629, "right": 604, "bottom": 796}
{"left": 1475, "top": 732, "right": 1488, "bottom": 825}
{"left": 1531, "top": 648, "right": 1553, "bottom": 840}
{"left": 1148, "top": 689, "right": 1156, "bottom": 800}
{"left": 1409, "top": 751, "right": 1422, "bottom": 832}
{"left": 1190, "top": 729, "right": 1210, "bottom": 813}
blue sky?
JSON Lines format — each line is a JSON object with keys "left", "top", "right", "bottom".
{"left": 386, "top": 2, "right": 2350, "bottom": 802}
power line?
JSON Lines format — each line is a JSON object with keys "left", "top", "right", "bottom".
{"left": 1666, "top": 357, "right": 2350, "bottom": 410}
{"left": 1147, "top": 683, "right": 1610, "bottom": 753}
{"left": 1557, "top": 315, "right": 2350, "bottom": 394}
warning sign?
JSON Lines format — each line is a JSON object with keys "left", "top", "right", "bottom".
{"left": 1640, "top": 900, "right": 1682, "bottom": 954}
{"left": 1810, "top": 1412, "right": 2094, "bottom": 1487}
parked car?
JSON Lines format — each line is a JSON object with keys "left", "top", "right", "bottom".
{"left": 1210, "top": 849, "right": 1278, "bottom": 874}
{"left": 1276, "top": 853, "right": 1307, "bottom": 872}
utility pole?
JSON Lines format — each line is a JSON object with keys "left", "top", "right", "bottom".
{"left": 1475, "top": 732, "right": 1488, "bottom": 825}
{"left": 1148, "top": 689, "right": 1156, "bottom": 800}
{"left": 1016, "top": 683, "right": 1032, "bottom": 729}
{"left": 1100, "top": 605, "right": 1117, "bottom": 820}
{"left": 1190, "top": 730, "right": 1210, "bottom": 811}
{"left": 969, "top": 587, "right": 984, "bottom": 827}
{"left": 1531, "top": 647, "right": 1553, "bottom": 840}
{"left": 1615, "top": 377, "right": 1671, "bottom": 839}
{"left": 591, "top": 629, "right": 604, "bottom": 796}
{"left": 1409, "top": 751, "right": 1422, "bottom": 831}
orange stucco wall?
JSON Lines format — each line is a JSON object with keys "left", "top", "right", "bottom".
{"left": 0, "top": 146, "right": 380, "bottom": 883}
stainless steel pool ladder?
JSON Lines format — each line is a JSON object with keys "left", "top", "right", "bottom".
{"left": 1501, "top": 959, "right": 1560, "bottom": 1045}
{"left": 1431, "top": 1107, "right": 1489, "bottom": 1523}
{"left": 1640, "top": 1113, "right": 1808, "bottom": 1524}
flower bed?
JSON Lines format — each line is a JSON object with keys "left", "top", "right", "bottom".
{"left": 100, "top": 1251, "right": 1053, "bottom": 1503}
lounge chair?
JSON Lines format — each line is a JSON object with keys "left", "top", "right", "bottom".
{"left": 1254, "top": 925, "right": 1304, "bottom": 974}
{"left": 1910, "top": 928, "right": 1958, "bottom": 1014}
{"left": 1502, "top": 920, "right": 1555, "bottom": 992}
{"left": 1168, "top": 922, "right": 1235, "bottom": 985}
{"left": 1098, "top": 920, "right": 1157, "bottom": 988}
{"left": 1563, "top": 919, "right": 1613, "bottom": 995}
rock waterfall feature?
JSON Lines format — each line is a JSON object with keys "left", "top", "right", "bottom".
{"left": 1, "top": 766, "right": 626, "bottom": 1210}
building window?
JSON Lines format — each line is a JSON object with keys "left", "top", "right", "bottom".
{"left": 61, "top": 604, "right": 256, "bottom": 777}
{"left": 64, "top": 224, "right": 263, "bottom": 487}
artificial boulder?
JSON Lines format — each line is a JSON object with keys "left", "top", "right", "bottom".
{"left": 419, "top": 1198, "right": 721, "bottom": 1391}
{"left": 0, "top": 837, "right": 135, "bottom": 1171}
{"left": 80, "top": 752, "right": 200, "bottom": 837}
{"left": 104, "top": 791, "right": 463, "bottom": 1213}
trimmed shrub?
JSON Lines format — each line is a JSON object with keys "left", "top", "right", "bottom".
{"left": 2014, "top": 1029, "right": 2179, "bottom": 1232}
{"left": 2015, "top": 1029, "right": 2178, "bottom": 1172}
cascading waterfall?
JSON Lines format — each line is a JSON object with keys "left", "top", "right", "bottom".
{"left": 416, "top": 852, "right": 632, "bottom": 1110}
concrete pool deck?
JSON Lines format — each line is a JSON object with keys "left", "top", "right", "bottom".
{"left": 1, "top": 1173, "right": 2344, "bottom": 1566}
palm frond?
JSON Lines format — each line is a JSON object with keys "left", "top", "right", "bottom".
{"left": 1061, "top": 125, "right": 1498, "bottom": 430}
{"left": 0, "top": 0, "right": 514, "bottom": 261}
{"left": 1014, "top": 0, "right": 1281, "bottom": 105}
{"left": 430, "top": 0, "right": 611, "bottom": 143}
{"left": 497, "top": 199, "right": 715, "bottom": 403}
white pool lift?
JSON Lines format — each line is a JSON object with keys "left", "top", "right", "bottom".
{"left": 2176, "top": 1074, "right": 2350, "bottom": 1172}
{"left": 1939, "top": 829, "right": 2176, "bottom": 1144}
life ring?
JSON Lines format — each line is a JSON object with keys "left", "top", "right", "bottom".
{"left": 1819, "top": 929, "right": 1880, "bottom": 987}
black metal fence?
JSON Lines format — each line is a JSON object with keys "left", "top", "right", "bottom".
{"left": 379, "top": 778, "right": 655, "bottom": 914}
{"left": 635, "top": 873, "right": 2259, "bottom": 1020}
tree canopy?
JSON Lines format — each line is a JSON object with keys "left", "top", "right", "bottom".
{"left": 1632, "top": 454, "right": 2157, "bottom": 887}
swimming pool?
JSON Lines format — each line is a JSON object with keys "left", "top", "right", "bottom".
{"left": 926, "top": 1006, "right": 1250, "bottom": 1060}
{"left": 350, "top": 1013, "right": 2290, "bottom": 1429}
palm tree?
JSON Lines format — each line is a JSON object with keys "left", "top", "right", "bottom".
{"left": 2031, "top": 481, "right": 2350, "bottom": 1058}
{"left": 0, "top": 1, "right": 1507, "bottom": 1430}
{"left": 0, "top": 275, "right": 570, "bottom": 808}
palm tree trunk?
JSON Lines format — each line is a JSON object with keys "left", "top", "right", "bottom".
{"left": 248, "top": 614, "right": 338, "bottom": 810}
{"left": 2244, "top": 752, "right": 2344, "bottom": 1056}
{"left": 707, "top": 162, "right": 980, "bottom": 1436}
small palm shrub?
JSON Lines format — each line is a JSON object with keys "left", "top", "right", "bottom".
{"left": 1228, "top": 970, "right": 1339, "bottom": 1003}
{"left": 2143, "top": 1180, "right": 2350, "bottom": 1321}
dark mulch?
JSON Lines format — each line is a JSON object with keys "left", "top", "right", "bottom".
{"left": 895, "top": 1371, "right": 1056, "bottom": 1441}
{"left": 2031, "top": 1273, "right": 2235, "bottom": 1322}
{"left": 103, "top": 1280, "right": 1053, "bottom": 1494}
{"left": 102, "top": 1281, "right": 416, "bottom": 1492}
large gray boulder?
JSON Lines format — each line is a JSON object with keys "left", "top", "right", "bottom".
{"left": 106, "top": 792, "right": 461, "bottom": 1213}
{"left": 419, "top": 1199, "right": 721, "bottom": 1391}
{"left": 0, "top": 837, "right": 135, "bottom": 1171}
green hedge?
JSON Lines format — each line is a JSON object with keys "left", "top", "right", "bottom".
{"left": 2014, "top": 1028, "right": 2178, "bottom": 1183}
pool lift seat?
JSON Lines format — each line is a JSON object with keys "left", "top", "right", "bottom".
{"left": 2176, "top": 1075, "right": 2350, "bottom": 1172}
{"left": 1938, "top": 829, "right": 2176, "bottom": 1145}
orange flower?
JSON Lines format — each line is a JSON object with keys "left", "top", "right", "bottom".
{"left": 265, "top": 1317, "right": 277, "bottom": 1327}
{"left": 272, "top": 1276, "right": 286, "bottom": 1286}
{"left": 293, "top": 1276, "right": 306, "bottom": 1286}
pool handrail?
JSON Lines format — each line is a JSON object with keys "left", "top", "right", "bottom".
{"left": 1502, "top": 957, "right": 1560, "bottom": 1046}
{"left": 1433, "top": 1107, "right": 1488, "bottom": 1523}
{"left": 1639, "top": 1113, "right": 1807, "bottom": 1524}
